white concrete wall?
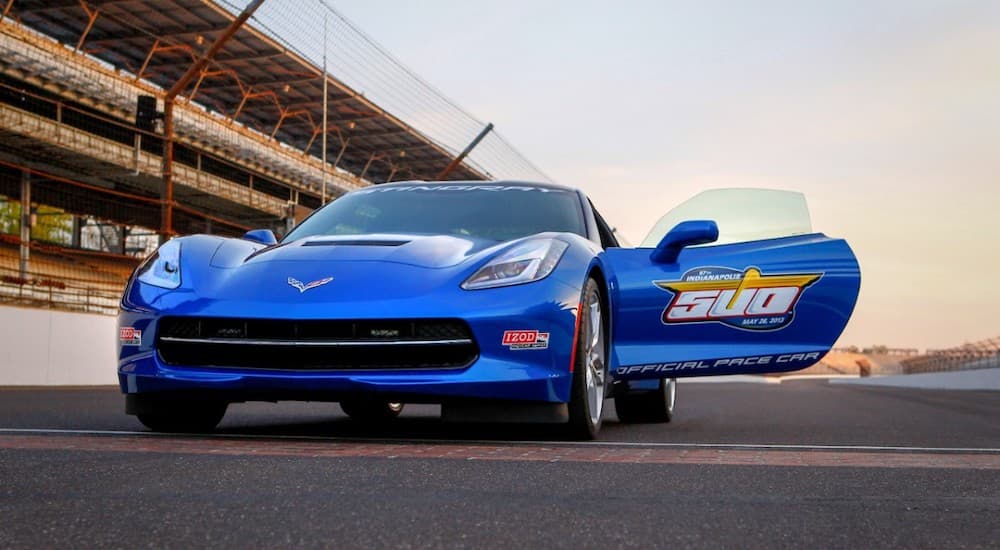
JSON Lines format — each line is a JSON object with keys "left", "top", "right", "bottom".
{"left": 0, "top": 304, "right": 117, "bottom": 386}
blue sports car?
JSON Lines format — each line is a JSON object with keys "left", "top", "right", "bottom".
{"left": 118, "top": 181, "right": 860, "bottom": 438}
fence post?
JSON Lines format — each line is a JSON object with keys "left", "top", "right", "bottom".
{"left": 19, "top": 169, "right": 30, "bottom": 280}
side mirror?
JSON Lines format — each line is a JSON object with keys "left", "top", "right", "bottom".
{"left": 650, "top": 220, "right": 718, "bottom": 264}
{"left": 243, "top": 229, "right": 277, "bottom": 246}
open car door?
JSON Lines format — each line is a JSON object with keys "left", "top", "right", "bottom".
{"left": 602, "top": 189, "right": 860, "bottom": 380}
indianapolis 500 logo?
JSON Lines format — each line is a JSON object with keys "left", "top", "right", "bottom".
{"left": 654, "top": 267, "right": 821, "bottom": 331}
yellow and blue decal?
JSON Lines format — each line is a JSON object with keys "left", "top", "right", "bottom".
{"left": 655, "top": 266, "right": 822, "bottom": 331}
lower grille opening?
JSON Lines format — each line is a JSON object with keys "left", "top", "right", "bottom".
{"left": 156, "top": 317, "right": 477, "bottom": 371}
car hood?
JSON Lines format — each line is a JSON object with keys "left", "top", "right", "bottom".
{"left": 128, "top": 232, "right": 583, "bottom": 313}
{"left": 214, "top": 233, "right": 498, "bottom": 270}
{"left": 150, "top": 234, "right": 504, "bottom": 307}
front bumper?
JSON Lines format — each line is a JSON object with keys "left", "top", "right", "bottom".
{"left": 118, "top": 278, "right": 581, "bottom": 404}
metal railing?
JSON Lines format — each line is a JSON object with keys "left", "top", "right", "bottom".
{"left": 901, "top": 345, "right": 1000, "bottom": 374}
{"left": 0, "top": 265, "right": 123, "bottom": 316}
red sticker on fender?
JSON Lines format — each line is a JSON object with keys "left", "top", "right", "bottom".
{"left": 502, "top": 330, "right": 549, "bottom": 350}
{"left": 120, "top": 327, "right": 142, "bottom": 346}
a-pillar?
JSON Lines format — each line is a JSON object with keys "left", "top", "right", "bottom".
{"left": 18, "top": 170, "right": 30, "bottom": 279}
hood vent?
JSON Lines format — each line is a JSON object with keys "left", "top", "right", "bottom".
{"left": 302, "top": 239, "right": 410, "bottom": 247}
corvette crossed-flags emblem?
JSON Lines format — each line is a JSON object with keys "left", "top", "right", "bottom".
{"left": 287, "top": 276, "right": 333, "bottom": 293}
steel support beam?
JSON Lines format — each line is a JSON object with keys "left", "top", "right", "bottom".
{"left": 437, "top": 123, "right": 493, "bottom": 180}
{"left": 71, "top": 216, "right": 82, "bottom": 248}
{"left": 136, "top": 44, "right": 197, "bottom": 81}
{"left": 332, "top": 138, "right": 350, "bottom": 170}
{"left": 229, "top": 89, "right": 280, "bottom": 123}
{"left": 269, "top": 109, "right": 311, "bottom": 140}
{"left": 284, "top": 95, "right": 357, "bottom": 112}
{"left": 74, "top": 2, "right": 100, "bottom": 53}
{"left": 352, "top": 127, "right": 410, "bottom": 140}
{"left": 321, "top": 13, "right": 329, "bottom": 205}
{"left": 135, "top": 39, "right": 160, "bottom": 81}
{"left": 87, "top": 22, "right": 230, "bottom": 45}
{"left": 16, "top": 0, "right": 128, "bottom": 13}
{"left": 359, "top": 153, "right": 378, "bottom": 180}
{"left": 19, "top": 170, "right": 30, "bottom": 279}
{"left": 1, "top": 0, "right": 15, "bottom": 23}
{"left": 186, "top": 69, "right": 233, "bottom": 104}
{"left": 164, "top": 0, "right": 266, "bottom": 101}
{"left": 303, "top": 127, "right": 322, "bottom": 156}
{"left": 195, "top": 72, "right": 318, "bottom": 91}
{"left": 160, "top": 0, "right": 265, "bottom": 240}
{"left": 161, "top": 97, "right": 175, "bottom": 240}
{"left": 144, "top": 50, "right": 282, "bottom": 70}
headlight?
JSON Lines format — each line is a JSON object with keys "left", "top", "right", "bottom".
{"left": 462, "top": 238, "right": 569, "bottom": 290}
{"left": 136, "top": 239, "right": 182, "bottom": 289}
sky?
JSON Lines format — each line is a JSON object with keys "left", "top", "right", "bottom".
{"left": 327, "top": 0, "right": 999, "bottom": 350}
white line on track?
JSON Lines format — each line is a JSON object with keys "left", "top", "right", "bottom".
{"left": 2, "top": 427, "right": 999, "bottom": 454}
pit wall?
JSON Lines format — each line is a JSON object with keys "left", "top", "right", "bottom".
{"left": 0, "top": 304, "right": 117, "bottom": 385}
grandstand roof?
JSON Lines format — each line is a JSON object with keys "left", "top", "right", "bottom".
{"left": 6, "top": 0, "right": 485, "bottom": 184}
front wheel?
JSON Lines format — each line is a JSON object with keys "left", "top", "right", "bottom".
{"left": 340, "top": 399, "right": 404, "bottom": 423}
{"left": 615, "top": 378, "right": 676, "bottom": 423}
{"left": 566, "top": 278, "right": 608, "bottom": 440}
{"left": 136, "top": 401, "right": 228, "bottom": 433}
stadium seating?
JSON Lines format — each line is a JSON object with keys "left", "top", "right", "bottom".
{"left": 0, "top": 236, "right": 134, "bottom": 314}
{"left": 901, "top": 337, "right": 1000, "bottom": 374}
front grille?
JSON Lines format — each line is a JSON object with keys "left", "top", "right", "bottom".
{"left": 156, "top": 317, "right": 477, "bottom": 371}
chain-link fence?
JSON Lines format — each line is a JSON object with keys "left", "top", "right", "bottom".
{"left": 218, "top": 0, "right": 552, "bottom": 183}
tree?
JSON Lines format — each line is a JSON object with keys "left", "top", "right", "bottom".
{"left": 0, "top": 196, "right": 73, "bottom": 245}
{"left": 0, "top": 197, "right": 18, "bottom": 235}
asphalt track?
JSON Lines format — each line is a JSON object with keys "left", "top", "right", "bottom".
{"left": 1, "top": 380, "right": 998, "bottom": 548}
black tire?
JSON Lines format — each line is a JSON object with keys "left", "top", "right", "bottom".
{"left": 136, "top": 401, "right": 227, "bottom": 433}
{"left": 615, "top": 378, "right": 676, "bottom": 423}
{"left": 566, "top": 278, "right": 608, "bottom": 440}
{"left": 340, "top": 399, "right": 404, "bottom": 423}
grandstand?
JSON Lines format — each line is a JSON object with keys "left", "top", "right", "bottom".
{"left": 901, "top": 336, "right": 1000, "bottom": 374}
{"left": 0, "top": 235, "right": 133, "bottom": 314}
{"left": 815, "top": 342, "right": 1000, "bottom": 378}
{"left": 0, "top": 0, "right": 548, "bottom": 313}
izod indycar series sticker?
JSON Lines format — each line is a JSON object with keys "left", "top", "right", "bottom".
{"left": 119, "top": 327, "right": 142, "bottom": 346}
{"left": 654, "top": 266, "right": 821, "bottom": 331}
{"left": 502, "top": 330, "right": 550, "bottom": 350}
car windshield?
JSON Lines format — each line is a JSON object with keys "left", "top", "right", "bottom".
{"left": 284, "top": 184, "right": 586, "bottom": 243}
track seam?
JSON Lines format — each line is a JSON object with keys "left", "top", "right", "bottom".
{"left": 1, "top": 428, "right": 998, "bottom": 454}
